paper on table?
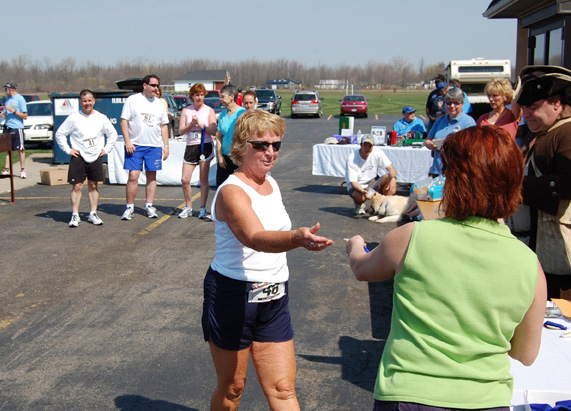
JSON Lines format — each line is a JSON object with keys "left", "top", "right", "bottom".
{"left": 552, "top": 299, "right": 571, "bottom": 320}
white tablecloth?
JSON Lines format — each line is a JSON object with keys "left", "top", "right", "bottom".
{"left": 510, "top": 316, "right": 571, "bottom": 406}
{"left": 312, "top": 144, "right": 433, "bottom": 184}
{"left": 108, "top": 140, "right": 217, "bottom": 186}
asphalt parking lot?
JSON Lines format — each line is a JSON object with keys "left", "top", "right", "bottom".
{"left": 0, "top": 114, "right": 407, "bottom": 410}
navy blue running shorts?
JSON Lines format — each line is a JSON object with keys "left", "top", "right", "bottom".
{"left": 202, "top": 266, "right": 294, "bottom": 351}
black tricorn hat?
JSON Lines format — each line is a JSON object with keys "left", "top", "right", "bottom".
{"left": 514, "top": 65, "right": 571, "bottom": 106}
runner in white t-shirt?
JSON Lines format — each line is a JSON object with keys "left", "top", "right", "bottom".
{"left": 55, "top": 89, "right": 117, "bottom": 227}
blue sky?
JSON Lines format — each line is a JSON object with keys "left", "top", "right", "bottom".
{"left": 8, "top": 0, "right": 516, "bottom": 68}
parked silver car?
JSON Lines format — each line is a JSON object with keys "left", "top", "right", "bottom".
{"left": 291, "top": 90, "right": 322, "bottom": 118}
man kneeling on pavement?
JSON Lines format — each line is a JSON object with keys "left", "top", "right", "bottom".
{"left": 345, "top": 134, "right": 397, "bottom": 215}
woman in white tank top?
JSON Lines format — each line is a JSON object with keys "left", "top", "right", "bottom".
{"left": 202, "top": 109, "right": 333, "bottom": 410}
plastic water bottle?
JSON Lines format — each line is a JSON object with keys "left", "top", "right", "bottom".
{"left": 356, "top": 129, "right": 362, "bottom": 143}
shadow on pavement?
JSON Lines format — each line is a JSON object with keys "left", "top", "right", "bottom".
{"left": 35, "top": 210, "right": 72, "bottom": 223}
{"left": 292, "top": 184, "right": 341, "bottom": 195}
{"left": 299, "top": 271, "right": 393, "bottom": 393}
{"left": 114, "top": 395, "right": 197, "bottom": 411}
{"left": 298, "top": 336, "right": 385, "bottom": 393}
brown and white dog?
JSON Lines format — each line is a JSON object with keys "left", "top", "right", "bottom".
{"left": 367, "top": 193, "right": 417, "bottom": 223}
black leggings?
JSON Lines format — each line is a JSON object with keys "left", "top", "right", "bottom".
{"left": 216, "top": 155, "right": 238, "bottom": 188}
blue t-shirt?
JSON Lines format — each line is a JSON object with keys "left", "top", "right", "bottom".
{"left": 428, "top": 113, "right": 476, "bottom": 175}
{"left": 392, "top": 117, "right": 426, "bottom": 136}
{"left": 217, "top": 107, "right": 246, "bottom": 155}
{"left": 4, "top": 94, "right": 27, "bottom": 129}
{"left": 462, "top": 92, "right": 472, "bottom": 114}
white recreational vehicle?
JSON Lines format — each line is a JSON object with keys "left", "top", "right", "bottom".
{"left": 445, "top": 58, "right": 512, "bottom": 119}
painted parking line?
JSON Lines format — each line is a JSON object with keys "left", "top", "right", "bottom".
{"left": 137, "top": 208, "right": 179, "bottom": 236}
{"left": 327, "top": 115, "right": 333, "bottom": 120}
{"left": 137, "top": 193, "right": 201, "bottom": 236}
{"left": 375, "top": 114, "right": 379, "bottom": 120}
{"left": 1, "top": 192, "right": 202, "bottom": 237}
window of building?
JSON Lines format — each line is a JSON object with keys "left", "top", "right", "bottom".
{"left": 533, "top": 32, "right": 546, "bottom": 65}
{"left": 528, "top": 18, "right": 565, "bottom": 66}
{"left": 548, "top": 27, "right": 563, "bottom": 66}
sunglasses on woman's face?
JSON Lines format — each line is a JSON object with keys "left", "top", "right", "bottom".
{"left": 247, "top": 140, "right": 282, "bottom": 152}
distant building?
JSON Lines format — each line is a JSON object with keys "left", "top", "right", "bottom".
{"left": 265, "top": 79, "right": 300, "bottom": 89}
{"left": 315, "top": 80, "right": 346, "bottom": 90}
{"left": 174, "top": 70, "right": 230, "bottom": 92}
{"left": 483, "top": 0, "right": 571, "bottom": 73}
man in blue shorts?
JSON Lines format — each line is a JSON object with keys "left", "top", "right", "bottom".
{"left": 1, "top": 81, "right": 28, "bottom": 179}
{"left": 120, "top": 74, "right": 169, "bottom": 220}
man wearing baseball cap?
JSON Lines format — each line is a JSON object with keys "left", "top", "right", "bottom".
{"left": 345, "top": 134, "right": 397, "bottom": 215}
{"left": 425, "top": 74, "right": 446, "bottom": 131}
{"left": 392, "top": 105, "right": 426, "bottom": 137}
{"left": 515, "top": 65, "right": 571, "bottom": 300}
{"left": 1, "top": 81, "right": 28, "bottom": 178}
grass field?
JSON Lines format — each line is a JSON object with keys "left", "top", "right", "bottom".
{"left": 277, "top": 89, "right": 430, "bottom": 117}
{"left": 0, "top": 149, "right": 50, "bottom": 171}
{"left": 0, "top": 90, "right": 430, "bottom": 170}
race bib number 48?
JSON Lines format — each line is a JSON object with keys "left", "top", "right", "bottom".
{"left": 248, "top": 282, "right": 286, "bottom": 303}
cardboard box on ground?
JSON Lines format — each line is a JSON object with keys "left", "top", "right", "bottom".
{"left": 40, "top": 169, "right": 67, "bottom": 186}
{"left": 40, "top": 164, "right": 107, "bottom": 186}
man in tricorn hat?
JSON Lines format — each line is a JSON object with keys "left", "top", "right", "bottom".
{"left": 515, "top": 65, "right": 571, "bottom": 299}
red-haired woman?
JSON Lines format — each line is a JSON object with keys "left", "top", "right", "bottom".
{"left": 178, "top": 83, "right": 217, "bottom": 220}
{"left": 346, "top": 125, "right": 546, "bottom": 410}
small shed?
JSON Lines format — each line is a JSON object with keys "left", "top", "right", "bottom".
{"left": 265, "top": 79, "right": 300, "bottom": 90}
{"left": 174, "top": 70, "right": 230, "bottom": 92}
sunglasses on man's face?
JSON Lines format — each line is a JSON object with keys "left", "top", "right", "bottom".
{"left": 247, "top": 140, "right": 282, "bottom": 152}
{"left": 147, "top": 83, "right": 160, "bottom": 88}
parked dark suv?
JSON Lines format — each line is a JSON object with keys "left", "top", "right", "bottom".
{"left": 255, "top": 89, "right": 282, "bottom": 115}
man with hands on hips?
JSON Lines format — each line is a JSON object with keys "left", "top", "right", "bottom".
{"left": 346, "top": 134, "right": 397, "bottom": 215}
{"left": 55, "top": 89, "right": 117, "bottom": 227}
{"left": 120, "top": 74, "right": 169, "bottom": 220}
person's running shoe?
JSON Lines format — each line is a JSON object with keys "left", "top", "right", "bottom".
{"left": 198, "top": 207, "right": 211, "bottom": 220}
{"left": 178, "top": 206, "right": 193, "bottom": 219}
{"left": 146, "top": 205, "right": 158, "bottom": 218}
{"left": 88, "top": 213, "right": 103, "bottom": 225}
{"left": 1, "top": 168, "right": 10, "bottom": 176}
{"left": 354, "top": 203, "right": 366, "bottom": 215}
{"left": 20, "top": 169, "right": 26, "bottom": 179}
{"left": 121, "top": 207, "right": 135, "bottom": 220}
{"left": 68, "top": 214, "right": 80, "bottom": 227}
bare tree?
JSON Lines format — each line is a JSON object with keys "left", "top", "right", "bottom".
{"left": 0, "top": 54, "right": 442, "bottom": 93}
